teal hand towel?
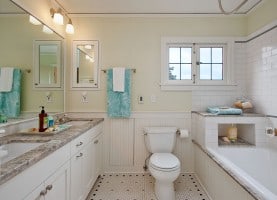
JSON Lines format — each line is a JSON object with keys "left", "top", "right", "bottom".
{"left": 207, "top": 107, "right": 242, "bottom": 115}
{"left": 0, "top": 68, "right": 21, "bottom": 117}
{"left": 107, "top": 68, "right": 131, "bottom": 118}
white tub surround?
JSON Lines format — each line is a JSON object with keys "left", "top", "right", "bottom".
{"left": 192, "top": 111, "right": 277, "bottom": 200}
{"left": 194, "top": 142, "right": 256, "bottom": 200}
{"left": 207, "top": 146, "right": 277, "bottom": 200}
{"left": 191, "top": 111, "right": 266, "bottom": 148}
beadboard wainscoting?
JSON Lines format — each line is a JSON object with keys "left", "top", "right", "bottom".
{"left": 67, "top": 112, "right": 193, "bottom": 173}
{"left": 102, "top": 112, "right": 193, "bottom": 173}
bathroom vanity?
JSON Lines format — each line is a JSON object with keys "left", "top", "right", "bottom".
{"left": 0, "top": 117, "right": 103, "bottom": 200}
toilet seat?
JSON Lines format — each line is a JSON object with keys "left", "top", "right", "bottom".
{"left": 150, "top": 153, "right": 180, "bottom": 172}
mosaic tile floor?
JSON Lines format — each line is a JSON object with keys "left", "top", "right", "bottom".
{"left": 86, "top": 173, "right": 210, "bottom": 200}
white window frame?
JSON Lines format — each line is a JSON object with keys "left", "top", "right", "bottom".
{"left": 161, "top": 37, "right": 236, "bottom": 91}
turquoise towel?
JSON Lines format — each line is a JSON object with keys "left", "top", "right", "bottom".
{"left": 107, "top": 69, "right": 131, "bottom": 118}
{"left": 207, "top": 107, "right": 242, "bottom": 115}
{"left": 0, "top": 68, "right": 21, "bottom": 118}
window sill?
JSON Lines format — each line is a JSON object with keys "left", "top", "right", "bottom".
{"left": 160, "top": 84, "right": 237, "bottom": 91}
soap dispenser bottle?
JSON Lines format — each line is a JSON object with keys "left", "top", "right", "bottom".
{"left": 39, "top": 106, "right": 48, "bottom": 132}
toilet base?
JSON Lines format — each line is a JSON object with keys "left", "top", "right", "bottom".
{"left": 154, "top": 180, "right": 175, "bottom": 200}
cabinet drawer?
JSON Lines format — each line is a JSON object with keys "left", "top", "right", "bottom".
{"left": 70, "top": 123, "right": 102, "bottom": 156}
{"left": 70, "top": 130, "right": 90, "bottom": 156}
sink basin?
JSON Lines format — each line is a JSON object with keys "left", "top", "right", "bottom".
{"left": 64, "top": 120, "right": 90, "bottom": 126}
{"left": 0, "top": 142, "right": 42, "bottom": 164}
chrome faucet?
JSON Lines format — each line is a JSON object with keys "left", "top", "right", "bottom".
{"left": 55, "top": 114, "right": 69, "bottom": 125}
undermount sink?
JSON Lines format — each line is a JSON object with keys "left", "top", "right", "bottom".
{"left": 0, "top": 142, "right": 43, "bottom": 164}
{"left": 64, "top": 120, "right": 91, "bottom": 126}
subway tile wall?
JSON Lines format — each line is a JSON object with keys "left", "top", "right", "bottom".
{"left": 240, "top": 27, "right": 277, "bottom": 116}
{"left": 192, "top": 26, "right": 277, "bottom": 119}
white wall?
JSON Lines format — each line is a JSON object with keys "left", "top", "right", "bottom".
{"left": 65, "top": 16, "right": 246, "bottom": 113}
{"left": 237, "top": 26, "right": 277, "bottom": 116}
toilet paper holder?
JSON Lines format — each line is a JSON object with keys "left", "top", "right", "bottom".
{"left": 176, "top": 129, "right": 189, "bottom": 138}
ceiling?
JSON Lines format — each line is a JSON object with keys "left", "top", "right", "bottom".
{"left": 57, "top": 0, "right": 264, "bottom": 15}
{"left": 0, "top": 0, "right": 23, "bottom": 13}
{"left": 0, "top": 0, "right": 264, "bottom": 15}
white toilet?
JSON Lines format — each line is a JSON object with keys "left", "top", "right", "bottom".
{"left": 144, "top": 127, "right": 181, "bottom": 200}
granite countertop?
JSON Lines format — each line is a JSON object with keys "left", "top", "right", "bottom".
{"left": 192, "top": 111, "right": 265, "bottom": 117}
{"left": 0, "top": 118, "right": 104, "bottom": 186}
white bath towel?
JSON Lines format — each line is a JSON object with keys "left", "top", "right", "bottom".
{"left": 0, "top": 67, "right": 14, "bottom": 92}
{"left": 113, "top": 67, "right": 125, "bottom": 92}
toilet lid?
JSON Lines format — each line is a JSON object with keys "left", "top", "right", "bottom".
{"left": 150, "top": 153, "right": 180, "bottom": 171}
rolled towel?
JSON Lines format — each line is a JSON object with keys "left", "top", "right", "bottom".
{"left": 113, "top": 67, "right": 125, "bottom": 92}
{"left": 0, "top": 67, "right": 14, "bottom": 92}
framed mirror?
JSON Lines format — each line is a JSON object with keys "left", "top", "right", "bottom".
{"left": 72, "top": 40, "right": 99, "bottom": 89}
{"left": 34, "top": 40, "right": 62, "bottom": 89}
{"left": 0, "top": 0, "right": 64, "bottom": 115}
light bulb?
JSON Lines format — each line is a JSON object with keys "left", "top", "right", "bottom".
{"left": 29, "top": 15, "right": 41, "bottom": 25}
{"left": 42, "top": 25, "right": 53, "bottom": 34}
{"left": 53, "top": 8, "right": 64, "bottom": 25}
{"left": 66, "top": 19, "right": 74, "bottom": 34}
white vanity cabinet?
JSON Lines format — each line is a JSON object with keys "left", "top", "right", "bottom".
{"left": 0, "top": 143, "right": 70, "bottom": 200}
{"left": 0, "top": 122, "right": 103, "bottom": 200}
{"left": 23, "top": 161, "right": 70, "bottom": 200}
{"left": 70, "top": 123, "right": 103, "bottom": 200}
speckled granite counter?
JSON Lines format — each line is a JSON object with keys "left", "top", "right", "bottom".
{"left": 192, "top": 111, "right": 265, "bottom": 117}
{"left": 0, "top": 118, "right": 104, "bottom": 186}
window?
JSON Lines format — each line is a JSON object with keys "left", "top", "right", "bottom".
{"left": 161, "top": 37, "right": 235, "bottom": 90}
{"left": 169, "top": 47, "right": 192, "bottom": 80}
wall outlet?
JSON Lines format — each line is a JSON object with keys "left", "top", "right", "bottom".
{"left": 138, "top": 96, "right": 144, "bottom": 104}
{"left": 265, "top": 127, "right": 273, "bottom": 135}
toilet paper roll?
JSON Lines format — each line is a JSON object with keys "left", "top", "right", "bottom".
{"left": 179, "top": 129, "right": 189, "bottom": 138}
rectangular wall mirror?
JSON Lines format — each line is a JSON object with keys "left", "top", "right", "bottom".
{"left": 34, "top": 40, "right": 62, "bottom": 89}
{"left": 72, "top": 40, "right": 99, "bottom": 89}
{"left": 0, "top": 0, "right": 64, "bottom": 114}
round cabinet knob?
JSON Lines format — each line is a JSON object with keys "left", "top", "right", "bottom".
{"left": 40, "top": 189, "right": 47, "bottom": 196}
{"left": 76, "top": 141, "right": 83, "bottom": 147}
{"left": 46, "top": 184, "right": 53, "bottom": 191}
{"left": 76, "top": 152, "right": 83, "bottom": 158}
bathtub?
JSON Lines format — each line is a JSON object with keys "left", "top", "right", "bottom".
{"left": 207, "top": 146, "right": 277, "bottom": 200}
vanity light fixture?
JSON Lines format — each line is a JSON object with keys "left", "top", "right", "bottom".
{"left": 50, "top": 8, "right": 64, "bottom": 25}
{"left": 50, "top": 4, "right": 74, "bottom": 34}
{"left": 66, "top": 18, "right": 75, "bottom": 34}
{"left": 53, "top": 8, "right": 64, "bottom": 25}
{"left": 29, "top": 15, "right": 41, "bottom": 25}
{"left": 42, "top": 25, "right": 54, "bottom": 34}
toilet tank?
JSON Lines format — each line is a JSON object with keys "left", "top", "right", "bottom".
{"left": 143, "top": 127, "right": 177, "bottom": 153}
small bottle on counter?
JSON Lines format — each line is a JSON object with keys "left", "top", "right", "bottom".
{"left": 39, "top": 106, "right": 48, "bottom": 132}
{"left": 227, "top": 124, "right": 237, "bottom": 142}
{"left": 48, "top": 115, "right": 54, "bottom": 127}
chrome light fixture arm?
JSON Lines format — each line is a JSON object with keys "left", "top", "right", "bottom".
{"left": 218, "top": 0, "right": 248, "bottom": 15}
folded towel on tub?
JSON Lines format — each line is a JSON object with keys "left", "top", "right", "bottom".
{"left": 207, "top": 107, "right": 242, "bottom": 115}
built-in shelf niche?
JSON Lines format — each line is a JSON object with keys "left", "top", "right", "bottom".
{"left": 218, "top": 123, "right": 255, "bottom": 146}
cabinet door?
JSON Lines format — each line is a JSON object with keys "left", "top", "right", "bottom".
{"left": 23, "top": 183, "right": 45, "bottom": 200}
{"left": 45, "top": 161, "right": 70, "bottom": 200}
{"left": 83, "top": 141, "right": 94, "bottom": 195}
{"left": 94, "top": 133, "right": 103, "bottom": 179}
{"left": 70, "top": 151, "right": 83, "bottom": 200}
{"left": 24, "top": 162, "right": 70, "bottom": 200}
